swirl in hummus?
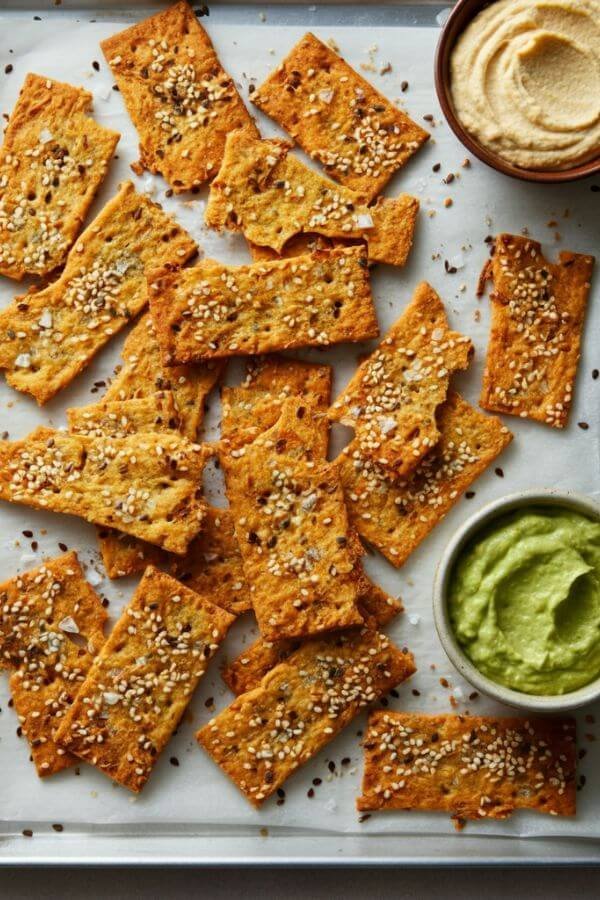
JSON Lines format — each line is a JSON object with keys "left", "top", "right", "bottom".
{"left": 450, "top": 0, "right": 600, "bottom": 170}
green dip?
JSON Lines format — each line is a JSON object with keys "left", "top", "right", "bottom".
{"left": 448, "top": 505, "right": 600, "bottom": 695}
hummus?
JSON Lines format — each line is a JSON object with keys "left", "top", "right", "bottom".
{"left": 449, "top": 506, "right": 600, "bottom": 695}
{"left": 450, "top": 0, "right": 600, "bottom": 170}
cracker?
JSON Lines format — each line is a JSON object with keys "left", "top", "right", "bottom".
{"left": 0, "top": 552, "right": 107, "bottom": 776}
{"left": 205, "top": 131, "right": 418, "bottom": 266}
{"left": 252, "top": 32, "right": 428, "bottom": 200}
{"left": 67, "top": 394, "right": 180, "bottom": 438}
{"left": 223, "top": 441, "right": 364, "bottom": 641}
{"left": 248, "top": 233, "right": 344, "bottom": 263}
{"left": 0, "top": 73, "right": 119, "bottom": 280}
{"left": 357, "top": 711, "right": 577, "bottom": 823}
{"left": 149, "top": 246, "right": 378, "bottom": 363}
{"left": 55, "top": 566, "right": 234, "bottom": 792}
{"left": 330, "top": 282, "right": 473, "bottom": 478}
{"left": 0, "top": 426, "right": 209, "bottom": 554}
{"left": 222, "top": 577, "right": 402, "bottom": 695}
{"left": 101, "top": 1, "right": 257, "bottom": 193}
{"left": 0, "top": 182, "right": 196, "bottom": 405}
{"left": 198, "top": 628, "right": 415, "bottom": 806}
{"left": 104, "top": 314, "right": 224, "bottom": 441}
{"left": 479, "top": 233, "right": 594, "bottom": 428}
{"left": 338, "top": 392, "right": 513, "bottom": 567}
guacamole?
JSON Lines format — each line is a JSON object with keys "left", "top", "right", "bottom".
{"left": 449, "top": 505, "right": 600, "bottom": 695}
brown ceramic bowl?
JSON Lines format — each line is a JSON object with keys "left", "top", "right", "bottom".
{"left": 434, "top": 0, "right": 600, "bottom": 183}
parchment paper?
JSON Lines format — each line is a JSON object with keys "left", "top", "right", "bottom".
{"left": 0, "top": 15, "right": 599, "bottom": 841}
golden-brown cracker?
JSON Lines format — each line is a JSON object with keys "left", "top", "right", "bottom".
{"left": 221, "top": 356, "right": 332, "bottom": 457}
{"left": 198, "top": 628, "right": 415, "bottom": 806}
{"left": 222, "top": 576, "right": 402, "bottom": 695}
{"left": 0, "top": 182, "right": 197, "bottom": 405}
{"left": 205, "top": 131, "right": 419, "bottom": 266}
{"left": 479, "top": 233, "right": 594, "bottom": 428}
{"left": 101, "top": 1, "right": 257, "bottom": 193}
{"left": 0, "top": 73, "right": 119, "bottom": 280}
{"left": 366, "top": 196, "right": 419, "bottom": 267}
{"left": 67, "top": 394, "right": 180, "bottom": 438}
{"left": 330, "top": 283, "right": 473, "bottom": 479}
{"left": 338, "top": 392, "right": 513, "bottom": 567}
{"left": 248, "top": 233, "right": 345, "bottom": 263}
{"left": 222, "top": 441, "right": 363, "bottom": 641}
{"left": 252, "top": 32, "right": 429, "bottom": 200}
{"left": 357, "top": 711, "right": 577, "bottom": 823}
{"left": 55, "top": 566, "right": 234, "bottom": 792}
{"left": 0, "top": 426, "right": 208, "bottom": 554}
{"left": 149, "top": 246, "right": 378, "bottom": 363}
{"left": 105, "top": 314, "right": 224, "bottom": 441}
{"left": 0, "top": 552, "right": 107, "bottom": 776}
{"left": 97, "top": 528, "right": 167, "bottom": 579}
{"left": 172, "top": 507, "right": 252, "bottom": 617}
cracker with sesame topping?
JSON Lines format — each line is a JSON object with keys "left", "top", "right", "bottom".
{"left": 357, "top": 711, "right": 576, "bottom": 823}
{"left": 0, "top": 552, "right": 107, "bottom": 777}
{"left": 0, "top": 426, "right": 209, "bottom": 554}
{"left": 67, "top": 394, "right": 180, "bottom": 439}
{"left": 330, "top": 283, "right": 473, "bottom": 478}
{"left": 222, "top": 439, "right": 364, "bottom": 641}
{"left": 479, "top": 234, "right": 594, "bottom": 428}
{"left": 149, "top": 246, "right": 378, "bottom": 363}
{"left": 205, "top": 131, "right": 419, "bottom": 267}
{"left": 0, "top": 182, "right": 197, "bottom": 405}
{"left": 222, "top": 579, "right": 402, "bottom": 695}
{"left": 338, "top": 392, "right": 513, "bottom": 567}
{"left": 0, "top": 73, "right": 119, "bottom": 280}
{"left": 55, "top": 566, "right": 234, "bottom": 792}
{"left": 248, "top": 233, "right": 343, "bottom": 263}
{"left": 251, "top": 32, "right": 428, "bottom": 201}
{"left": 198, "top": 627, "right": 415, "bottom": 806}
{"left": 101, "top": 1, "right": 258, "bottom": 193}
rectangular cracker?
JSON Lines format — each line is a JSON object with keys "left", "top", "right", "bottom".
{"left": 0, "top": 552, "right": 107, "bottom": 776}
{"left": 205, "top": 131, "right": 419, "bottom": 266}
{"left": 0, "top": 426, "right": 209, "bottom": 554}
{"left": 55, "top": 566, "right": 234, "bottom": 792}
{"left": 330, "top": 282, "right": 473, "bottom": 478}
{"left": 222, "top": 578, "right": 403, "bottom": 695}
{"left": 198, "top": 627, "right": 415, "bottom": 806}
{"left": 149, "top": 246, "right": 378, "bottom": 363}
{"left": 338, "top": 392, "right": 513, "bottom": 567}
{"left": 221, "top": 355, "right": 332, "bottom": 457}
{"left": 357, "top": 711, "right": 577, "bottom": 823}
{"left": 67, "top": 394, "right": 180, "bottom": 438}
{"left": 252, "top": 32, "right": 429, "bottom": 200}
{"left": 101, "top": 1, "right": 257, "bottom": 193}
{"left": 0, "top": 181, "right": 197, "bottom": 405}
{"left": 479, "top": 233, "right": 594, "bottom": 428}
{"left": 0, "top": 73, "right": 119, "bottom": 280}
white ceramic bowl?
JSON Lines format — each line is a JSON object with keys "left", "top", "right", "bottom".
{"left": 433, "top": 489, "right": 600, "bottom": 713}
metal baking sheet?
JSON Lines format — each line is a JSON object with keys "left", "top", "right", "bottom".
{"left": 0, "top": 1, "right": 599, "bottom": 866}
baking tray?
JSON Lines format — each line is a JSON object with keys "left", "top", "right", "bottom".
{"left": 0, "top": 1, "right": 599, "bottom": 867}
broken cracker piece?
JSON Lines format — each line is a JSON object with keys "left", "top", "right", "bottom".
{"left": 330, "top": 282, "right": 473, "bottom": 478}
{"left": 0, "top": 427, "right": 209, "bottom": 554}
{"left": 357, "top": 711, "right": 576, "bottom": 823}
{"left": 0, "top": 552, "right": 106, "bottom": 776}
{"left": 55, "top": 566, "right": 234, "bottom": 792}
{"left": 0, "top": 182, "right": 197, "bottom": 405}
{"left": 198, "top": 628, "right": 415, "bottom": 806}
{"left": 149, "top": 247, "right": 378, "bottom": 363}
{"left": 338, "top": 392, "right": 513, "bottom": 567}
{"left": 223, "top": 441, "right": 364, "bottom": 641}
{"left": 252, "top": 32, "right": 428, "bottom": 200}
{"left": 479, "top": 233, "right": 594, "bottom": 428}
{"left": 67, "top": 394, "right": 180, "bottom": 438}
{"left": 205, "top": 131, "right": 418, "bottom": 266}
{"left": 0, "top": 73, "right": 119, "bottom": 280}
{"left": 101, "top": 1, "right": 257, "bottom": 192}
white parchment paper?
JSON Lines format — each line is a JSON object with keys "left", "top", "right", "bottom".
{"left": 0, "top": 15, "right": 599, "bottom": 841}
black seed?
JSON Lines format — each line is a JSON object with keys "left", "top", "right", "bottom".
{"left": 22, "top": 829, "right": 33, "bottom": 837}
{"left": 52, "top": 824, "right": 64, "bottom": 832}
{"left": 5, "top": 64, "right": 13, "bottom": 74}
{"left": 92, "top": 61, "right": 100, "bottom": 71}
{"left": 591, "top": 185, "right": 600, "bottom": 193}
{"left": 465, "top": 491, "right": 475, "bottom": 499}
{"left": 495, "top": 467, "right": 504, "bottom": 477}
{"left": 432, "top": 163, "right": 441, "bottom": 172}
{"left": 169, "top": 756, "right": 179, "bottom": 767}
{"left": 401, "top": 81, "right": 408, "bottom": 92}
{"left": 578, "top": 422, "right": 589, "bottom": 430}
{"left": 593, "top": 369, "right": 599, "bottom": 380}
{"left": 307, "top": 788, "right": 315, "bottom": 798}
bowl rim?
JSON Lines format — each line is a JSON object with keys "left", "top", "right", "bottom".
{"left": 434, "top": 0, "right": 600, "bottom": 184}
{"left": 432, "top": 488, "right": 600, "bottom": 712}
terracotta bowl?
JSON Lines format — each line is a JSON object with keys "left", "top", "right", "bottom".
{"left": 434, "top": 0, "right": 600, "bottom": 183}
